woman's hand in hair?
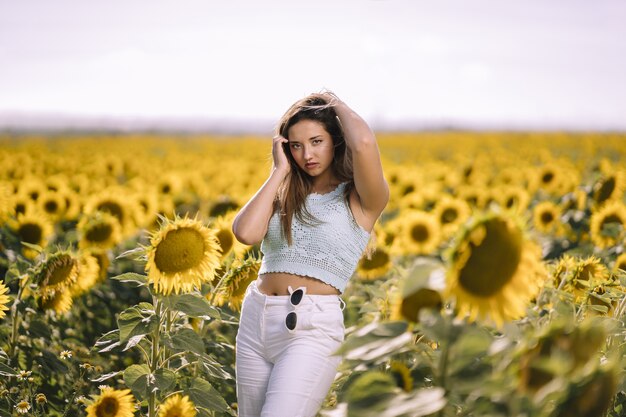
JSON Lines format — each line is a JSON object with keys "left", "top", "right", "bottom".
{"left": 272, "top": 135, "right": 291, "bottom": 175}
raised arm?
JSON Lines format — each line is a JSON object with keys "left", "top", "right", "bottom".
{"left": 232, "top": 136, "right": 290, "bottom": 245}
{"left": 325, "top": 93, "right": 389, "bottom": 217}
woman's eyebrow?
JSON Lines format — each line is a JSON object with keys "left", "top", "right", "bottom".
{"left": 289, "top": 135, "right": 322, "bottom": 143}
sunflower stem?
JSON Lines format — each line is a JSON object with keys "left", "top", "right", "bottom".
{"left": 148, "top": 298, "right": 162, "bottom": 417}
{"left": 8, "top": 274, "right": 28, "bottom": 365}
{"left": 436, "top": 316, "right": 451, "bottom": 417}
{"left": 208, "top": 267, "right": 231, "bottom": 306}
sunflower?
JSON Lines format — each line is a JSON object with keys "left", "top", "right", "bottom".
{"left": 0, "top": 280, "right": 10, "bottom": 319}
{"left": 532, "top": 201, "right": 562, "bottom": 234}
{"left": 78, "top": 211, "right": 123, "bottom": 251}
{"left": 7, "top": 209, "right": 54, "bottom": 259}
{"left": 83, "top": 189, "right": 140, "bottom": 238}
{"left": 390, "top": 259, "right": 445, "bottom": 323}
{"left": 592, "top": 170, "right": 626, "bottom": 208}
{"left": 132, "top": 189, "right": 160, "bottom": 229}
{"left": 433, "top": 196, "right": 471, "bottom": 238}
{"left": 389, "top": 361, "right": 414, "bottom": 392}
{"left": 86, "top": 387, "right": 135, "bottom": 417}
{"left": 568, "top": 256, "right": 610, "bottom": 300}
{"left": 534, "top": 164, "right": 564, "bottom": 195}
{"left": 62, "top": 189, "right": 82, "bottom": 221}
{"left": 158, "top": 394, "right": 197, "bottom": 417}
{"left": 37, "top": 190, "right": 67, "bottom": 221}
{"left": 356, "top": 246, "right": 392, "bottom": 280}
{"left": 589, "top": 200, "right": 626, "bottom": 249}
{"left": 0, "top": 181, "right": 12, "bottom": 222}
{"left": 445, "top": 212, "right": 547, "bottom": 327}
{"left": 71, "top": 252, "right": 101, "bottom": 296}
{"left": 455, "top": 185, "right": 488, "bottom": 211}
{"left": 145, "top": 214, "right": 222, "bottom": 295}
{"left": 518, "top": 318, "right": 606, "bottom": 394}
{"left": 495, "top": 185, "right": 530, "bottom": 213}
{"left": 17, "top": 177, "right": 46, "bottom": 203}
{"left": 613, "top": 253, "right": 626, "bottom": 273}
{"left": 10, "top": 192, "right": 35, "bottom": 217}
{"left": 554, "top": 363, "right": 617, "bottom": 417}
{"left": 35, "top": 251, "right": 79, "bottom": 293}
{"left": 40, "top": 288, "right": 73, "bottom": 314}
{"left": 395, "top": 210, "right": 441, "bottom": 256}
{"left": 214, "top": 255, "right": 261, "bottom": 311}
{"left": 210, "top": 212, "right": 238, "bottom": 261}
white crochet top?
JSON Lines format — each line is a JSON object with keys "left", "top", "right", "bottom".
{"left": 259, "top": 182, "right": 371, "bottom": 294}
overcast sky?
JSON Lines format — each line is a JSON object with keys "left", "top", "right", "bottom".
{"left": 1, "top": 0, "right": 625, "bottom": 132}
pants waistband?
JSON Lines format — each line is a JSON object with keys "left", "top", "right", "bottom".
{"left": 246, "top": 280, "right": 346, "bottom": 311}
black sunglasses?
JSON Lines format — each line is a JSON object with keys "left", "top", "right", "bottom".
{"left": 285, "top": 288, "right": 305, "bottom": 332}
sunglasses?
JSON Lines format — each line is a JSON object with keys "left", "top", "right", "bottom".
{"left": 285, "top": 287, "right": 305, "bottom": 332}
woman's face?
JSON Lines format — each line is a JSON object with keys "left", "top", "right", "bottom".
{"left": 287, "top": 119, "right": 335, "bottom": 178}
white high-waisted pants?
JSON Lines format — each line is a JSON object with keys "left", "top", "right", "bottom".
{"left": 235, "top": 279, "right": 346, "bottom": 417}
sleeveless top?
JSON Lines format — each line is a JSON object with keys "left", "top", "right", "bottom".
{"left": 259, "top": 182, "right": 371, "bottom": 294}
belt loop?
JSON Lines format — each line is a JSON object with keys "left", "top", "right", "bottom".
{"left": 338, "top": 297, "right": 346, "bottom": 311}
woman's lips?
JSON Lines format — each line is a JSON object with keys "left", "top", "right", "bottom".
{"left": 305, "top": 163, "right": 318, "bottom": 168}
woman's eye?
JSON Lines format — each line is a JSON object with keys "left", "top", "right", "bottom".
{"left": 313, "top": 140, "right": 322, "bottom": 144}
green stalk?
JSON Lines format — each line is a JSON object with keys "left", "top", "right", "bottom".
{"left": 8, "top": 275, "right": 28, "bottom": 364}
{"left": 148, "top": 298, "right": 162, "bottom": 417}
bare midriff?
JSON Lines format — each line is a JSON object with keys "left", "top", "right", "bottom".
{"left": 257, "top": 272, "right": 340, "bottom": 296}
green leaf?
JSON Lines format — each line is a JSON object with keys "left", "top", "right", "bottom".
{"left": 161, "top": 293, "right": 221, "bottom": 319}
{"left": 154, "top": 368, "right": 177, "bottom": 392}
{"left": 337, "top": 321, "right": 412, "bottom": 363}
{"left": 20, "top": 241, "right": 43, "bottom": 253}
{"left": 95, "top": 330, "right": 121, "bottom": 353}
{"left": 117, "top": 305, "right": 158, "bottom": 350}
{"left": 166, "top": 328, "right": 205, "bottom": 355}
{"left": 28, "top": 319, "right": 52, "bottom": 339}
{"left": 123, "top": 364, "right": 151, "bottom": 401}
{"left": 35, "top": 350, "right": 69, "bottom": 374}
{"left": 186, "top": 377, "right": 231, "bottom": 413}
{"left": 110, "top": 272, "right": 148, "bottom": 287}
{"left": 348, "top": 387, "right": 446, "bottom": 417}
{"left": 91, "top": 370, "right": 123, "bottom": 383}
{"left": 0, "top": 362, "right": 17, "bottom": 376}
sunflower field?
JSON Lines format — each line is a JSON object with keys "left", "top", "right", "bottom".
{"left": 1, "top": 132, "right": 626, "bottom": 417}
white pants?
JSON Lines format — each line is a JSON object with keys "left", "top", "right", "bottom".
{"left": 235, "top": 279, "right": 346, "bottom": 417}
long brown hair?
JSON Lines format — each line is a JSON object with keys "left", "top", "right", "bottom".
{"left": 273, "top": 93, "right": 357, "bottom": 245}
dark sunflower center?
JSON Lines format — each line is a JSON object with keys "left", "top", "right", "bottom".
{"left": 360, "top": 249, "right": 390, "bottom": 270}
{"left": 542, "top": 171, "right": 554, "bottom": 184}
{"left": 401, "top": 288, "right": 442, "bottom": 322}
{"left": 216, "top": 229, "right": 234, "bottom": 255}
{"left": 97, "top": 201, "right": 124, "bottom": 223}
{"left": 458, "top": 218, "right": 523, "bottom": 297}
{"left": 540, "top": 211, "right": 554, "bottom": 225}
{"left": 506, "top": 196, "right": 517, "bottom": 208}
{"left": 401, "top": 184, "right": 415, "bottom": 196}
{"left": 410, "top": 224, "right": 429, "bottom": 243}
{"left": 19, "top": 222, "right": 43, "bottom": 244}
{"left": 595, "top": 177, "right": 616, "bottom": 204}
{"left": 96, "top": 396, "right": 119, "bottom": 417}
{"left": 86, "top": 223, "right": 113, "bottom": 242}
{"left": 15, "top": 202, "right": 27, "bottom": 215}
{"left": 441, "top": 208, "right": 458, "bottom": 224}
{"left": 154, "top": 228, "right": 205, "bottom": 273}
{"left": 601, "top": 214, "right": 623, "bottom": 230}
{"left": 210, "top": 201, "right": 239, "bottom": 217}
{"left": 45, "top": 200, "right": 59, "bottom": 213}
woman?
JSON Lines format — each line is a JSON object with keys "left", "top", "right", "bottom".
{"left": 232, "top": 91, "right": 389, "bottom": 417}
